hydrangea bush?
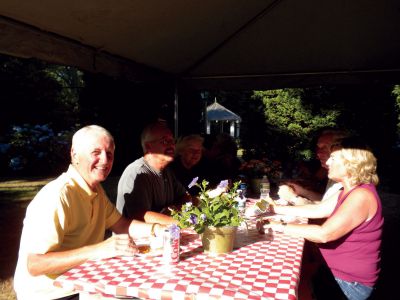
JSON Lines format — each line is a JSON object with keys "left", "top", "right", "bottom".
{"left": 1, "top": 123, "right": 77, "bottom": 175}
{"left": 171, "top": 178, "right": 243, "bottom": 234}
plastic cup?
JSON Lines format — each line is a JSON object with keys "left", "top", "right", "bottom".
{"left": 137, "top": 244, "right": 151, "bottom": 254}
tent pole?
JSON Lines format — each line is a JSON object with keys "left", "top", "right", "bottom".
{"left": 204, "top": 99, "right": 208, "bottom": 134}
{"left": 174, "top": 82, "right": 179, "bottom": 138}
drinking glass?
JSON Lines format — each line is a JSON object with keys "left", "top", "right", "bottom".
{"left": 260, "top": 188, "right": 269, "bottom": 200}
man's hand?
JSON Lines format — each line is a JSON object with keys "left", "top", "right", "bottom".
{"left": 94, "top": 234, "right": 138, "bottom": 260}
{"left": 26, "top": 233, "right": 139, "bottom": 276}
{"left": 152, "top": 223, "right": 168, "bottom": 237}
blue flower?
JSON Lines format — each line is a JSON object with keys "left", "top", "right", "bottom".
{"left": 12, "top": 126, "right": 22, "bottom": 133}
{"left": 0, "top": 143, "right": 10, "bottom": 154}
{"left": 9, "top": 156, "right": 24, "bottom": 171}
{"left": 217, "top": 180, "right": 229, "bottom": 189}
{"left": 37, "top": 151, "right": 46, "bottom": 158}
{"left": 38, "top": 136, "right": 50, "bottom": 142}
{"left": 188, "top": 214, "right": 198, "bottom": 225}
{"left": 188, "top": 177, "right": 199, "bottom": 189}
{"left": 170, "top": 179, "right": 244, "bottom": 234}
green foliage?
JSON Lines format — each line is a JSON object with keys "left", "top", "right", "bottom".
{"left": 208, "top": 86, "right": 399, "bottom": 176}
{"left": 171, "top": 179, "right": 243, "bottom": 234}
{"left": 393, "top": 85, "right": 400, "bottom": 132}
{"left": 253, "top": 89, "right": 339, "bottom": 138}
{"left": 251, "top": 89, "right": 340, "bottom": 160}
{"left": 0, "top": 54, "right": 83, "bottom": 135}
{"left": 44, "top": 65, "right": 84, "bottom": 114}
{"left": 0, "top": 55, "right": 85, "bottom": 176}
{"left": 203, "top": 89, "right": 342, "bottom": 163}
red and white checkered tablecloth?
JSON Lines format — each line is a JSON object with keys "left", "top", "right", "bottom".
{"left": 54, "top": 212, "right": 306, "bottom": 300}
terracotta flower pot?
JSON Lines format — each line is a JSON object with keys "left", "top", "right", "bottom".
{"left": 201, "top": 226, "right": 237, "bottom": 254}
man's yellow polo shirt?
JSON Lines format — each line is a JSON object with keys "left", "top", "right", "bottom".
{"left": 14, "top": 165, "right": 121, "bottom": 300}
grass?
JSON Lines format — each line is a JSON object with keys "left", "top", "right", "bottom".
{"left": 0, "top": 177, "right": 54, "bottom": 300}
{"left": 0, "top": 278, "right": 16, "bottom": 300}
{"left": 0, "top": 177, "right": 54, "bottom": 203}
{"left": 0, "top": 176, "right": 119, "bottom": 203}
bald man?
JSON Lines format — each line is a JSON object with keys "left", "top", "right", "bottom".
{"left": 117, "top": 121, "right": 190, "bottom": 224}
{"left": 14, "top": 125, "right": 166, "bottom": 300}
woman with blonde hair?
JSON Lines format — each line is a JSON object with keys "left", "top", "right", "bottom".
{"left": 265, "top": 137, "right": 383, "bottom": 300}
{"left": 168, "top": 134, "right": 204, "bottom": 195}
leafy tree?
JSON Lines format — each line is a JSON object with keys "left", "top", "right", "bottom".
{"left": 0, "top": 54, "right": 83, "bottom": 133}
{"left": 252, "top": 89, "right": 340, "bottom": 160}
{"left": 205, "top": 85, "right": 400, "bottom": 193}
{"left": 0, "top": 54, "right": 84, "bottom": 175}
{"left": 44, "top": 65, "right": 84, "bottom": 120}
{"left": 200, "top": 89, "right": 340, "bottom": 164}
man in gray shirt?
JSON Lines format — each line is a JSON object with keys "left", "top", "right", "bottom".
{"left": 117, "top": 121, "right": 189, "bottom": 224}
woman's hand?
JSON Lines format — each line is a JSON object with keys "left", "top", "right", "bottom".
{"left": 277, "top": 184, "right": 297, "bottom": 201}
{"left": 263, "top": 196, "right": 276, "bottom": 213}
{"left": 277, "top": 184, "right": 311, "bottom": 205}
{"left": 257, "top": 219, "right": 286, "bottom": 234}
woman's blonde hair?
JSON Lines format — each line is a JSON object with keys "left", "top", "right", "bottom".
{"left": 175, "top": 134, "right": 204, "bottom": 156}
{"left": 336, "top": 138, "right": 379, "bottom": 186}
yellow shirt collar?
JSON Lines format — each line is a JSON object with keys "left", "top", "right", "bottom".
{"left": 67, "top": 164, "right": 98, "bottom": 201}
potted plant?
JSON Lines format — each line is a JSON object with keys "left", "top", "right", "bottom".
{"left": 170, "top": 177, "right": 243, "bottom": 254}
{"left": 239, "top": 158, "right": 283, "bottom": 194}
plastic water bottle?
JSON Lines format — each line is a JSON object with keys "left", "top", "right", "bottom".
{"left": 236, "top": 189, "right": 246, "bottom": 213}
{"left": 260, "top": 175, "right": 270, "bottom": 199}
{"left": 238, "top": 175, "right": 248, "bottom": 197}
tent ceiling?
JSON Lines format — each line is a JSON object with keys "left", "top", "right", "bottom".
{"left": 1, "top": 0, "right": 400, "bottom": 89}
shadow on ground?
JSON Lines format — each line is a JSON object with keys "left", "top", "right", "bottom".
{"left": 0, "top": 202, "right": 27, "bottom": 280}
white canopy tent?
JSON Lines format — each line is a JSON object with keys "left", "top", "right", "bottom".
{"left": 0, "top": 0, "right": 399, "bottom": 90}
{"left": 1, "top": 1, "right": 399, "bottom": 136}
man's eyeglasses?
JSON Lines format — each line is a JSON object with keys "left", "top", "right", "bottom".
{"left": 149, "top": 137, "right": 175, "bottom": 146}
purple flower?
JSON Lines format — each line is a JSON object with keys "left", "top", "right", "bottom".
{"left": 217, "top": 180, "right": 229, "bottom": 189}
{"left": 188, "top": 214, "right": 198, "bottom": 225}
{"left": 169, "top": 224, "right": 180, "bottom": 239}
{"left": 200, "top": 214, "right": 207, "bottom": 221}
{"left": 188, "top": 177, "right": 199, "bottom": 189}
